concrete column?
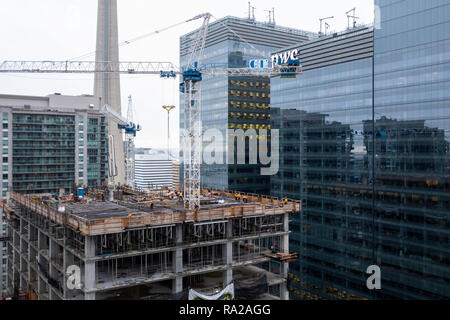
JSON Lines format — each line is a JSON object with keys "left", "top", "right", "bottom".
{"left": 84, "top": 236, "right": 96, "bottom": 300}
{"left": 222, "top": 220, "right": 233, "bottom": 287}
{"left": 172, "top": 224, "right": 183, "bottom": 294}
{"left": 280, "top": 212, "right": 289, "bottom": 300}
{"left": 36, "top": 231, "right": 43, "bottom": 295}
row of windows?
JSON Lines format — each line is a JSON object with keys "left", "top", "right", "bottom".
{"left": 229, "top": 80, "right": 270, "bottom": 89}
{"left": 229, "top": 90, "right": 270, "bottom": 99}
{"left": 229, "top": 112, "right": 270, "bottom": 120}
{"left": 229, "top": 101, "right": 270, "bottom": 110}
{"left": 228, "top": 123, "right": 271, "bottom": 130}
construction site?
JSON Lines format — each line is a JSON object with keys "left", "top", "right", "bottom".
{"left": 2, "top": 187, "right": 300, "bottom": 300}
{"left": 0, "top": 0, "right": 304, "bottom": 301}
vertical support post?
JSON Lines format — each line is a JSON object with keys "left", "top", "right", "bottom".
{"left": 84, "top": 236, "right": 96, "bottom": 300}
{"left": 280, "top": 213, "right": 289, "bottom": 300}
{"left": 49, "top": 238, "right": 57, "bottom": 299}
{"left": 172, "top": 224, "right": 183, "bottom": 294}
{"left": 222, "top": 219, "right": 233, "bottom": 287}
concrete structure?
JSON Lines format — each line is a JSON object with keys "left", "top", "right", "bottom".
{"left": 134, "top": 149, "right": 174, "bottom": 190}
{"left": 179, "top": 16, "right": 316, "bottom": 195}
{"left": 0, "top": 94, "right": 108, "bottom": 199}
{"left": 271, "top": 0, "right": 450, "bottom": 300}
{"left": 3, "top": 188, "right": 300, "bottom": 300}
{"left": 94, "top": 0, "right": 125, "bottom": 185}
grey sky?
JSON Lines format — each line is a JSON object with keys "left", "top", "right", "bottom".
{"left": 0, "top": 0, "right": 374, "bottom": 151}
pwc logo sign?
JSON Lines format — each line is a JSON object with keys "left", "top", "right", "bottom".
{"left": 271, "top": 49, "right": 300, "bottom": 66}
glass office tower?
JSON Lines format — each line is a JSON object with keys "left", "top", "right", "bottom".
{"left": 372, "top": 0, "right": 450, "bottom": 299}
{"left": 271, "top": 26, "right": 375, "bottom": 300}
{"left": 180, "top": 16, "right": 316, "bottom": 194}
{"left": 271, "top": 0, "right": 450, "bottom": 300}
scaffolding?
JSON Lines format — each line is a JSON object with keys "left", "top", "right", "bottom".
{"left": 4, "top": 188, "right": 300, "bottom": 300}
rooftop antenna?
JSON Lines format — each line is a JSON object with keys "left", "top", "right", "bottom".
{"left": 272, "top": 8, "right": 276, "bottom": 25}
{"left": 319, "top": 16, "right": 334, "bottom": 36}
{"left": 248, "top": 2, "right": 255, "bottom": 20}
{"left": 264, "top": 9, "right": 272, "bottom": 24}
{"left": 346, "top": 8, "right": 359, "bottom": 29}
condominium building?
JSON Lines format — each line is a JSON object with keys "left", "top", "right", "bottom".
{"left": 0, "top": 94, "right": 109, "bottom": 198}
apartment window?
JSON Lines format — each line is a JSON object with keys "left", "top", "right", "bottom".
{"left": 2, "top": 174, "right": 7, "bottom": 180}
{"left": 2, "top": 132, "right": 7, "bottom": 138}
{"left": 2, "top": 157, "right": 7, "bottom": 163}
{"left": 2, "top": 113, "right": 7, "bottom": 121}
{"left": 2, "top": 123, "right": 7, "bottom": 129}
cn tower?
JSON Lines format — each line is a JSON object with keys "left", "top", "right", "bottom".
{"left": 94, "top": 0, "right": 125, "bottom": 185}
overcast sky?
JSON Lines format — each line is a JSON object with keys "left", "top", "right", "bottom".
{"left": 0, "top": 0, "right": 374, "bottom": 152}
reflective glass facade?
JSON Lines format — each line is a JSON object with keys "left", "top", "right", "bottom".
{"left": 372, "top": 0, "right": 450, "bottom": 299}
{"left": 271, "top": 0, "right": 450, "bottom": 300}
{"left": 180, "top": 17, "right": 315, "bottom": 193}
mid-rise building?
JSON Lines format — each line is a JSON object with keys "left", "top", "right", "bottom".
{"left": 179, "top": 16, "right": 316, "bottom": 194}
{"left": 0, "top": 94, "right": 109, "bottom": 198}
{"left": 134, "top": 148, "right": 174, "bottom": 190}
{"left": 271, "top": 0, "right": 450, "bottom": 300}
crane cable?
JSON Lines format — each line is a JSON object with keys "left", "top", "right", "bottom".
{"left": 68, "top": 15, "right": 207, "bottom": 61}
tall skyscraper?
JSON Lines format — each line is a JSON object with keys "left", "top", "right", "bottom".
{"left": 179, "top": 16, "right": 316, "bottom": 194}
{"left": 271, "top": 0, "right": 450, "bottom": 300}
{"left": 94, "top": 0, "right": 125, "bottom": 185}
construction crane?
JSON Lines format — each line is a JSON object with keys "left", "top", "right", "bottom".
{"left": 0, "top": 12, "right": 302, "bottom": 210}
{"left": 100, "top": 104, "right": 137, "bottom": 200}
{"left": 122, "top": 95, "right": 141, "bottom": 188}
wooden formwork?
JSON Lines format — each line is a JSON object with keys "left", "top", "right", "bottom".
{"left": 9, "top": 191, "right": 301, "bottom": 236}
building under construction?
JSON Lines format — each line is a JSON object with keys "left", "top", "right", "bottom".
{"left": 2, "top": 187, "right": 300, "bottom": 300}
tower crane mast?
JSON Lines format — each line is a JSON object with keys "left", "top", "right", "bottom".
{"left": 123, "top": 95, "right": 140, "bottom": 188}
